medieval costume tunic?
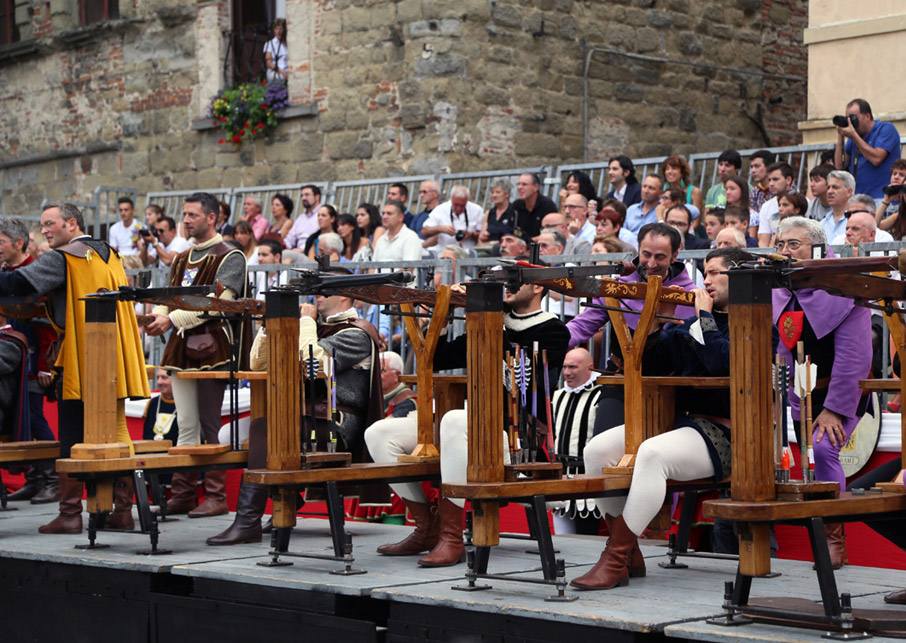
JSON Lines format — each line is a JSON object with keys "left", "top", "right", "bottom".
{"left": 773, "top": 287, "right": 871, "bottom": 491}
{"left": 383, "top": 382, "right": 416, "bottom": 418}
{"left": 566, "top": 259, "right": 696, "bottom": 435}
{"left": 0, "top": 325, "right": 30, "bottom": 441}
{"left": 0, "top": 237, "right": 149, "bottom": 455}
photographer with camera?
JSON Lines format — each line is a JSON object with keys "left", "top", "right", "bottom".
{"left": 833, "top": 98, "right": 901, "bottom": 199}
{"left": 138, "top": 215, "right": 190, "bottom": 269}
{"left": 421, "top": 185, "right": 482, "bottom": 253}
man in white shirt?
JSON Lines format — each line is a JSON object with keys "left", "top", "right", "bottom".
{"left": 139, "top": 215, "right": 191, "bottom": 268}
{"left": 820, "top": 171, "right": 855, "bottom": 246}
{"left": 757, "top": 162, "right": 796, "bottom": 247}
{"left": 284, "top": 184, "right": 322, "bottom": 250}
{"left": 108, "top": 197, "right": 143, "bottom": 269}
{"left": 372, "top": 200, "right": 424, "bottom": 263}
{"left": 421, "top": 185, "right": 482, "bottom": 253}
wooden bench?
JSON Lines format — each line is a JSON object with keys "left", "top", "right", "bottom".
{"left": 0, "top": 440, "right": 61, "bottom": 464}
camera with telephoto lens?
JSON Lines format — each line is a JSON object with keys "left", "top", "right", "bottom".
{"left": 832, "top": 114, "right": 859, "bottom": 129}
{"left": 883, "top": 184, "right": 906, "bottom": 197}
{"left": 455, "top": 230, "right": 466, "bottom": 241}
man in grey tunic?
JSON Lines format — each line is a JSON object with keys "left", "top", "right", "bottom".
{"left": 146, "top": 192, "right": 249, "bottom": 519}
{"left": 207, "top": 286, "right": 383, "bottom": 545}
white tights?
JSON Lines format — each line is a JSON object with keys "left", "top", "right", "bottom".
{"left": 582, "top": 425, "right": 715, "bottom": 536}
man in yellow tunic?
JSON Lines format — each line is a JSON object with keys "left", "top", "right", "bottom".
{"left": 0, "top": 203, "right": 148, "bottom": 534}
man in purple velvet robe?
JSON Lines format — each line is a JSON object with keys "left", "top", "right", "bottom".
{"left": 566, "top": 222, "right": 697, "bottom": 434}
{"left": 773, "top": 216, "right": 871, "bottom": 569}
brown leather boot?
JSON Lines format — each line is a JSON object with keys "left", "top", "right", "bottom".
{"left": 604, "top": 513, "right": 645, "bottom": 578}
{"left": 570, "top": 514, "right": 637, "bottom": 590}
{"left": 188, "top": 470, "right": 228, "bottom": 518}
{"left": 885, "top": 588, "right": 906, "bottom": 605}
{"left": 166, "top": 472, "right": 198, "bottom": 514}
{"left": 826, "top": 522, "right": 847, "bottom": 570}
{"left": 417, "top": 499, "right": 464, "bottom": 567}
{"left": 105, "top": 476, "right": 135, "bottom": 531}
{"left": 206, "top": 482, "right": 267, "bottom": 546}
{"left": 377, "top": 500, "right": 439, "bottom": 556}
{"left": 38, "top": 474, "right": 83, "bottom": 535}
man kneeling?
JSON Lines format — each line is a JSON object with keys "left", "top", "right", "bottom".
{"left": 571, "top": 248, "right": 748, "bottom": 590}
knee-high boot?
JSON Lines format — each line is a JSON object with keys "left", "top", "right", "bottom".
{"left": 38, "top": 474, "right": 83, "bottom": 535}
{"left": 570, "top": 515, "right": 637, "bottom": 590}
{"left": 417, "top": 499, "right": 464, "bottom": 567}
{"left": 206, "top": 482, "right": 267, "bottom": 546}
{"left": 377, "top": 499, "right": 439, "bottom": 556}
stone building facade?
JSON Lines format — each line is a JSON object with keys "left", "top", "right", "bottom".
{"left": 0, "top": 0, "right": 807, "bottom": 215}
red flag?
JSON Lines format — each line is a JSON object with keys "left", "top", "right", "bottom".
{"left": 778, "top": 311, "right": 805, "bottom": 351}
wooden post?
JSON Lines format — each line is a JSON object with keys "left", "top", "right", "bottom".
{"left": 884, "top": 310, "right": 906, "bottom": 485}
{"left": 602, "top": 275, "right": 662, "bottom": 473}
{"left": 398, "top": 285, "right": 452, "bottom": 462}
{"left": 70, "top": 297, "right": 130, "bottom": 461}
{"left": 728, "top": 269, "right": 775, "bottom": 576}
{"left": 264, "top": 289, "right": 301, "bottom": 529}
{"left": 465, "top": 281, "right": 504, "bottom": 546}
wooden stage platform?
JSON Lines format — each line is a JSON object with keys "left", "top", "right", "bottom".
{"left": 2, "top": 503, "right": 905, "bottom": 642}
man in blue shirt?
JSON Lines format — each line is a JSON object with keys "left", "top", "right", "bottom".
{"left": 834, "top": 98, "right": 901, "bottom": 199}
{"left": 624, "top": 174, "right": 662, "bottom": 234}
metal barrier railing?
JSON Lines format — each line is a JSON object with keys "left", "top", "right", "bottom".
{"left": 228, "top": 182, "right": 330, "bottom": 225}
{"left": 439, "top": 166, "right": 552, "bottom": 210}
{"left": 550, "top": 157, "right": 669, "bottom": 204}
{"left": 144, "top": 188, "right": 234, "bottom": 221}
{"left": 328, "top": 175, "right": 435, "bottom": 216}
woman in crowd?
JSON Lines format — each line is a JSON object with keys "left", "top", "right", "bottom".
{"left": 595, "top": 199, "right": 637, "bottom": 250}
{"left": 560, "top": 170, "right": 598, "bottom": 204}
{"left": 305, "top": 204, "right": 338, "bottom": 259}
{"left": 479, "top": 180, "right": 516, "bottom": 243}
{"left": 723, "top": 175, "right": 758, "bottom": 236}
{"left": 217, "top": 200, "right": 234, "bottom": 240}
{"left": 662, "top": 155, "right": 704, "bottom": 218}
{"left": 356, "top": 202, "right": 385, "bottom": 247}
{"left": 337, "top": 213, "right": 371, "bottom": 262}
{"left": 269, "top": 193, "right": 294, "bottom": 240}
{"left": 233, "top": 220, "right": 259, "bottom": 266}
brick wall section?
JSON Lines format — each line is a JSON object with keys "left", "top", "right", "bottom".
{"left": 0, "top": 0, "right": 808, "bottom": 214}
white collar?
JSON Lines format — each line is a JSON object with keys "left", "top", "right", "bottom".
{"left": 505, "top": 308, "right": 557, "bottom": 332}
{"left": 325, "top": 308, "right": 359, "bottom": 323}
{"left": 562, "top": 371, "right": 600, "bottom": 394}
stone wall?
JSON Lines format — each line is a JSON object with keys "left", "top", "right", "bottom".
{"left": 0, "top": 0, "right": 807, "bottom": 215}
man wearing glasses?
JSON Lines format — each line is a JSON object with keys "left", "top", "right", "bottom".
{"left": 563, "top": 193, "right": 596, "bottom": 249}
{"left": 773, "top": 216, "right": 871, "bottom": 570}
{"left": 139, "top": 215, "right": 190, "bottom": 268}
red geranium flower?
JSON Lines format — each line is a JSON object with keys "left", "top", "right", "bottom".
{"left": 218, "top": 138, "right": 225, "bottom": 144}
{"left": 231, "top": 134, "right": 241, "bottom": 144}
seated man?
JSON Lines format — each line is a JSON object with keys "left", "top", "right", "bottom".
{"left": 0, "top": 318, "right": 29, "bottom": 443}
{"left": 207, "top": 283, "right": 383, "bottom": 545}
{"left": 550, "top": 347, "right": 603, "bottom": 534}
{"left": 380, "top": 351, "right": 415, "bottom": 418}
{"left": 567, "top": 223, "right": 696, "bottom": 433}
{"left": 571, "top": 247, "right": 748, "bottom": 590}
{"left": 366, "top": 273, "right": 570, "bottom": 566}
{"left": 773, "top": 216, "right": 871, "bottom": 569}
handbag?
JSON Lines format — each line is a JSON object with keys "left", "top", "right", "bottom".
{"left": 184, "top": 329, "right": 217, "bottom": 360}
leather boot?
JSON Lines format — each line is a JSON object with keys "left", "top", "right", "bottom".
{"left": 570, "top": 514, "right": 637, "bottom": 590}
{"left": 7, "top": 465, "right": 44, "bottom": 501}
{"left": 206, "top": 482, "right": 267, "bottom": 546}
{"left": 417, "top": 499, "right": 464, "bottom": 567}
{"left": 188, "top": 470, "right": 228, "bottom": 518}
{"left": 885, "top": 588, "right": 906, "bottom": 605}
{"left": 105, "top": 477, "right": 135, "bottom": 531}
{"left": 31, "top": 464, "right": 60, "bottom": 504}
{"left": 378, "top": 500, "right": 440, "bottom": 556}
{"left": 826, "top": 522, "right": 847, "bottom": 570}
{"left": 604, "top": 514, "right": 645, "bottom": 578}
{"left": 38, "top": 474, "right": 83, "bottom": 535}
{"left": 166, "top": 472, "right": 198, "bottom": 515}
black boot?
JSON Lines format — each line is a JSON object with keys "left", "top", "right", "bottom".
{"left": 30, "top": 462, "right": 60, "bottom": 504}
{"left": 7, "top": 466, "right": 45, "bottom": 502}
{"left": 206, "top": 482, "right": 267, "bottom": 546}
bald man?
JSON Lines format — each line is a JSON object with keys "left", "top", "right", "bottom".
{"left": 715, "top": 226, "right": 746, "bottom": 249}
{"left": 551, "top": 347, "right": 603, "bottom": 534}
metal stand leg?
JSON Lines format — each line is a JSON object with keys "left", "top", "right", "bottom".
{"left": 452, "top": 548, "right": 492, "bottom": 592}
{"left": 134, "top": 471, "right": 171, "bottom": 556}
{"left": 325, "top": 482, "right": 365, "bottom": 576}
{"left": 147, "top": 473, "right": 176, "bottom": 522}
{"left": 474, "top": 546, "right": 490, "bottom": 574}
{"left": 75, "top": 512, "right": 110, "bottom": 550}
{"left": 258, "top": 526, "right": 294, "bottom": 567}
{"left": 707, "top": 572, "right": 753, "bottom": 626}
{"left": 660, "top": 492, "right": 698, "bottom": 569}
{"left": 527, "top": 495, "right": 575, "bottom": 602}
